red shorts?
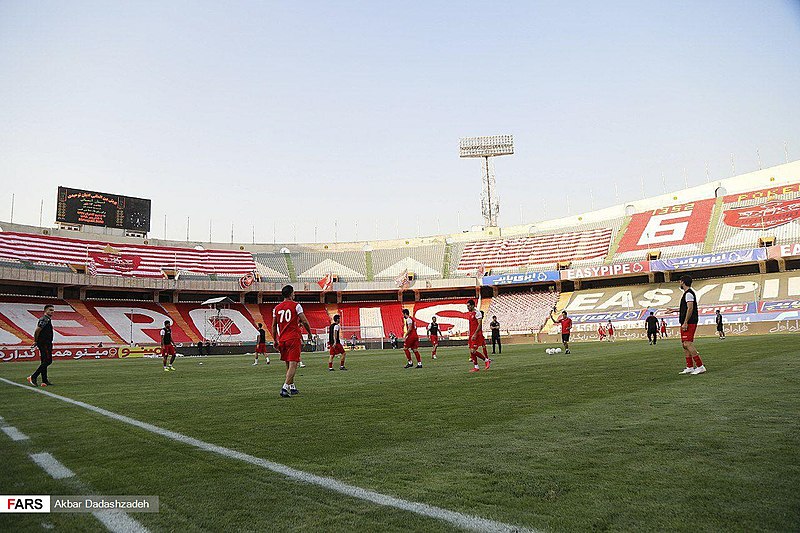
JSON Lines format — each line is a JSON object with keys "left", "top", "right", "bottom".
{"left": 278, "top": 338, "right": 302, "bottom": 362}
{"left": 329, "top": 343, "right": 345, "bottom": 356}
{"left": 680, "top": 324, "right": 697, "bottom": 342}
{"left": 162, "top": 344, "right": 176, "bottom": 356}
{"left": 429, "top": 334, "right": 438, "bottom": 345}
{"left": 404, "top": 335, "right": 419, "bottom": 350}
{"left": 256, "top": 343, "right": 267, "bottom": 354}
{"left": 468, "top": 335, "right": 486, "bottom": 350}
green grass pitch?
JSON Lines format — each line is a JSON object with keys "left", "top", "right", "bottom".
{"left": 1, "top": 336, "right": 798, "bottom": 532}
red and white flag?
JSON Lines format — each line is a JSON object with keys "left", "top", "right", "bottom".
{"left": 239, "top": 271, "right": 256, "bottom": 290}
{"left": 317, "top": 272, "right": 334, "bottom": 292}
{"left": 395, "top": 269, "right": 410, "bottom": 289}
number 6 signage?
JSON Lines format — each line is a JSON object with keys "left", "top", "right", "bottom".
{"left": 616, "top": 199, "right": 715, "bottom": 253}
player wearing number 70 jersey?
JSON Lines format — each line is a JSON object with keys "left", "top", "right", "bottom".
{"left": 272, "top": 285, "right": 314, "bottom": 398}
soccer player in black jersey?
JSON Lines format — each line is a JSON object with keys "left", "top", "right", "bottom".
{"left": 161, "top": 320, "right": 176, "bottom": 371}
{"left": 253, "top": 322, "right": 270, "bottom": 365}
{"left": 427, "top": 317, "right": 440, "bottom": 359}
{"left": 328, "top": 314, "right": 347, "bottom": 370}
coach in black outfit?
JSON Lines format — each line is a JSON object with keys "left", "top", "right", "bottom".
{"left": 645, "top": 311, "right": 659, "bottom": 345}
{"left": 490, "top": 315, "right": 501, "bottom": 354}
{"left": 28, "top": 304, "right": 55, "bottom": 386}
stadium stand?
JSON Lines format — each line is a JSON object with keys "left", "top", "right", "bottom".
{"left": 371, "top": 244, "right": 446, "bottom": 280}
{"left": 291, "top": 250, "right": 367, "bottom": 282}
{"left": 713, "top": 183, "right": 800, "bottom": 251}
{"left": 252, "top": 253, "right": 291, "bottom": 281}
{"left": 0, "top": 232, "right": 257, "bottom": 278}
{"left": 486, "top": 290, "right": 560, "bottom": 334}
{"left": 336, "top": 301, "right": 404, "bottom": 339}
{"left": 452, "top": 219, "right": 624, "bottom": 275}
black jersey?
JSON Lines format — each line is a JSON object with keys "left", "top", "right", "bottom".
{"left": 162, "top": 326, "right": 173, "bottom": 345}
{"left": 429, "top": 323, "right": 440, "bottom": 335}
{"left": 715, "top": 314, "right": 723, "bottom": 327}
{"left": 258, "top": 328, "right": 266, "bottom": 343}
{"left": 329, "top": 323, "right": 340, "bottom": 345}
{"left": 645, "top": 315, "right": 659, "bottom": 331}
{"left": 679, "top": 288, "right": 699, "bottom": 325}
{"left": 36, "top": 315, "right": 54, "bottom": 346}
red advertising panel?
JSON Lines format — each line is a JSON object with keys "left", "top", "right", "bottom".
{"left": 617, "top": 199, "right": 714, "bottom": 253}
{"left": 560, "top": 261, "right": 650, "bottom": 280}
{"left": 768, "top": 243, "right": 800, "bottom": 259}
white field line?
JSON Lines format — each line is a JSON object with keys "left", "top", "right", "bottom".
{"left": 92, "top": 509, "right": 150, "bottom": 533}
{"left": 1, "top": 413, "right": 149, "bottom": 533}
{"left": 2, "top": 425, "right": 30, "bottom": 441}
{"left": 29, "top": 452, "right": 75, "bottom": 480}
{"left": 1, "top": 377, "right": 535, "bottom": 533}
{"left": 27, "top": 452, "right": 149, "bottom": 533}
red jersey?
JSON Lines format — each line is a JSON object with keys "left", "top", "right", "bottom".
{"left": 558, "top": 317, "right": 572, "bottom": 334}
{"left": 272, "top": 300, "right": 304, "bottom": 342}
{"left": 467, "top": 310, "right": 484, "bottom": 337}
{"left": 404, "top": 316, "right": 418, "bottom": 339}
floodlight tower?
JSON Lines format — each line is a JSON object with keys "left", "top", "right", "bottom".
{"left": 459, "top": 135, "right": 514, "bottom": 227}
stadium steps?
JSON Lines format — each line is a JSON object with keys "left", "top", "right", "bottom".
{"left": 244, "top": 304, "right": 271, "bottom": 341}
{"left": 604, "top": 216, "right": 631, "bottom": 264}
{"left": 365, "top": 251, "right": 374, "bottom": 281}
{"left": 66, "top": 300, "right": 127, "bottom": 345}
{"left": 0, "top": 315, "right": 33, "bottom": 344}
{"left": 284, "top": 253, "right": 297, "bottom": 282}
{"left": 703, "top": 197, "right": 725, "bottom": 253}
{"left": 442, "top": 243, "right": 452, "bottom": 278}
{"left": 160, "top": 302, "right": 201, "bottom": 343}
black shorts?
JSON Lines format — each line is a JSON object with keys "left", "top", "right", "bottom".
{"left": 561, "top": 333, "right": 570, "bottom": 342}
{"left": 717, "top": 326, "right": 723, "bottom": 332}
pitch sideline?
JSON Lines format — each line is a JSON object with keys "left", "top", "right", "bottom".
{"left": 0, "top": 377, "right": 535, "bottom": 533}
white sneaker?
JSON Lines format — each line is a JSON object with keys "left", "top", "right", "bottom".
{"left": 252, "top": 361, "right": 258, "bottom": 366}
{"left": 679, "top": 367, "right": 694, "bottom": 374}
{"left": 691, "top": 365, "right": 706, "bottom": 375}
{"left": 298, "top": 362, "right": 306, "bottom": 368}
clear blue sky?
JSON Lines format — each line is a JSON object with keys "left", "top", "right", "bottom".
{"left": 2, "top": 1, "right": 799, "bottom": 243}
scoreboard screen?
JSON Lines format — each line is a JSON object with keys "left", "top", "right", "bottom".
{"left": 56, "top": 187, "right": 151, "bottom": 232}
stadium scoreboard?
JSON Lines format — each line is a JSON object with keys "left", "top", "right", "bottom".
{"left": 56, "top": 187, "right": 151, "bottom": 232}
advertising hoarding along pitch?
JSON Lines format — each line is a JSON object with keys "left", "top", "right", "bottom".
{"left": 482, "top": 271, "right": 560, "bottom": 286}
{"left": 649, "top": 248, "right": 767, "bottom": 271}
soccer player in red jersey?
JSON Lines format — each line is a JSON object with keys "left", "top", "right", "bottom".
{"left": 466, "top": 299, "right": 491, "bottom": 372}
{"left": 607, "top": 320, "right": 615, "bottom": 341}
{"left": 328, "top": 314, "right": 347, "bottom": 371}
{"left": 253, "top": 322, "right": 270, "bottom": 365}
{"left": 598, "top": 324, "right": 606, "bottom": 341}
{"left": 161, "top": 320, "right": 177, "bottom": 371}
{"left": 660, "top": 318, "right": 668, "bottom": 338}
{"left": 427, "top": 316, "right": 440, "bottom": 359}
{"left": 402, "top": 308, "right": 422, "bottom": 368}
{"left": 272, "top": 285, "right": 314, "bottom": 397}
{"left": 550, "top": 310, "right": 572, "bottom": 354}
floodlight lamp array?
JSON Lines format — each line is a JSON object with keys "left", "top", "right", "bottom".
{"left": 458, "top": 135, "right": 514, "bottom": 158}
